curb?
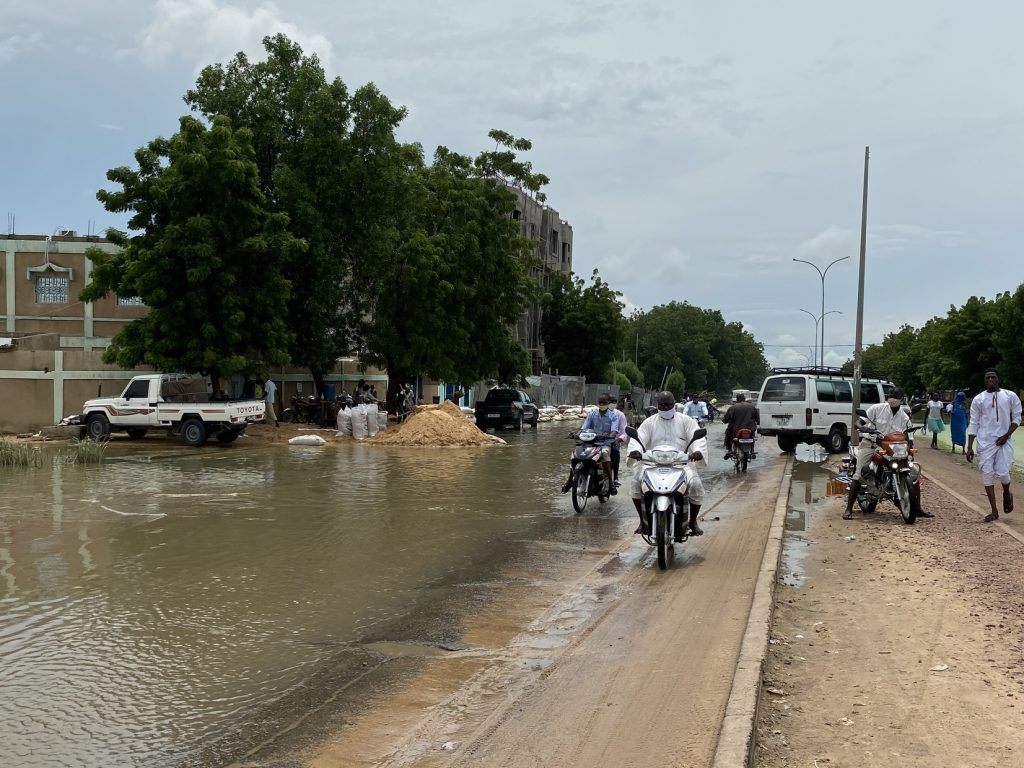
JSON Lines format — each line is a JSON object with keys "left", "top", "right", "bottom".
{"left": 921, "top": 470, "right": 1024, "bottom": 547}
{"left": 710, "top": 455, "right": 793, "bottom": 768}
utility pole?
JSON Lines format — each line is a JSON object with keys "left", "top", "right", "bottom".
{"left": 851, "top": 146, "right": 870, "bottom": 437}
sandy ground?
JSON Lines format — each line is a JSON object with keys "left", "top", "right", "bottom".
{"left": 755, "top": 446, "right": 1024, "bottom": 767}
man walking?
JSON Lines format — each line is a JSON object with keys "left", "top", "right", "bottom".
{"left": 967, "top": 369, "right": 1021, "bottom": 521}
{"left": 264, "top": 376, "right": 279, "bottom": 427}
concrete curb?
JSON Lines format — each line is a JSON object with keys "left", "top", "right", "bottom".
{"left": 921, "top": 470, "right": 1024, "bottom": 547}
{"left": 710, "top": 455, "right": 793, "bottom": 768}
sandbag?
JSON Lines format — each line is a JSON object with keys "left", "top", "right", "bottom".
{"left": 351, "top": 405, "right": 369, "bottom": 441}
{"left": 288, "top": 434, "right": 327, "bottom": 446}
{"left": 366, "top": 404, "right": 380, "bottom": 437}
{"left": 377, "top": 410, "right": 388, "bottom": 431}
{"left": 336, "top": 405, "right": 352, "bottom": 436}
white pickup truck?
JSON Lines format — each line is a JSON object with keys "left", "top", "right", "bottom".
{"left": 80, "top": 374, "right": 266, "bottom": 446}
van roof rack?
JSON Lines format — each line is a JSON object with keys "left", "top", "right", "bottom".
{"left": 769, "top": 366, "right": 886, "bottom": 380}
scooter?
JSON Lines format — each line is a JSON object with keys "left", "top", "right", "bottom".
{"left": 567, "top": 430, "right": 613, "bottom": 513}
{"left": 625, "top": 425, "right": 708, "bottom": 570}
{"left": 731, "top": 428, "right": 757, "bottom": 473}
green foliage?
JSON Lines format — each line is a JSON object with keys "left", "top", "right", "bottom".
{"left": 541, "top": 270, "right": 626, "bottom": 379}
{"left": 64, "top": 437, "right": 107, "bottom": 464}
{"left": 628, "top": 302, "right": 767, "bottom": 393}
{"left": 82, "top": 115, "right": 303, "bottom": 382}
{"left": 359, "top": 139, "right": 538, "bottom": 388}
{"left": 665, "top": 371, "right": 686, "bottom": 399}
{"left": 185, "top": 34, "right": 414, "bottom": 387}
{"left": 610, "top": 359, "right": 644, "bottom": 389}
{"left": 614, "top": 371, "right": 632, "bottom": 391}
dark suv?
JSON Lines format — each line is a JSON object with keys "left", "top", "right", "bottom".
{"left": 474, "top": 388, "right": 539, "bottom": 430}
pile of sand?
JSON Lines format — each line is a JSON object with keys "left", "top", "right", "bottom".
{"left": 368, "top": 400, "right": 505, "bottom": 447}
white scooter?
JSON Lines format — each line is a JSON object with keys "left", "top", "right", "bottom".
{"left": 625, "top": 425, "right": 708, "bottom": 570}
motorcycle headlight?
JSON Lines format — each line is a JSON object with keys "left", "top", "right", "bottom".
{"left": 652, "top": 449, "right": 679, "bottom": 465}
{"left": 890, "top": 461, "right": 899, "bottom": 470}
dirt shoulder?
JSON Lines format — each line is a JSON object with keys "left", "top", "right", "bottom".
{"left": 755, "top": 447, "right": 1024, "bottom": 767}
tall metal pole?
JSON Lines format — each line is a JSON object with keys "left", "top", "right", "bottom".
{"left": 798, "top": 309, "right": 820, "bottom": 367}
{"left": 851, "top": 147, "right": 870, "bottom": 437}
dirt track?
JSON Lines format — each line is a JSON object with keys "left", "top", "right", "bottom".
{"left": 756, "top": 445, "right": 1024, "bottom": 767}
{"left": 308, "top": 457, "right": 790, "bottom": 768}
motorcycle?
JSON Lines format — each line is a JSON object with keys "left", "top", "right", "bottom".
{"left": 731, "top": 428, "right": 757, "bottom": 473}
{"left": 625, "top": 425, "right": 708, "bottom": 570}
{"left": 567, "top": 430, "right": 614, "bottom": 513}
{"left": 840, "top": 415, "right": 922, "bottom": 524}
{"left": 282, "top": 393, "right": 323, "bottom": 425}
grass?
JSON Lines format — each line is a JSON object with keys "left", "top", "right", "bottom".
{"left": 0, "top": 440, "right": 43, "bottom": 468}
{"left": 64, "top": 437, "right": 107, "bottom": 465}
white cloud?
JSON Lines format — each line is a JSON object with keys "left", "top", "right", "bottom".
{"left": 99, "top": 122, "right": 125, "bottom": 131}
{"left": 0, "top": 31, "right": 43, "bottom": 63}
{"left": 797, "top": 224, "right": 857, "bottom": 262}
{"left": 132, "top": 0, "right": 332, "bottom": 70}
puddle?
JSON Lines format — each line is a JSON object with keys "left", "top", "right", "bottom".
{"left": 363, "top": 641, "right": 465, "bottom": 658}
{"left": 781, "top": 458, "right": 837, "bottom": 586}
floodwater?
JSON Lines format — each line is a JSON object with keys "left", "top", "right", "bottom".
{"left": 780, "top": 443, "right": 839, "bottom": 587}
{"left": 0, "top": 420, "right": 735, "bottom": 767}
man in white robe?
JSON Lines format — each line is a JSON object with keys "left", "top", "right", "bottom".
{"left": 628, "top": 391, "right": 707, "bottom": 540}
{"left": 967, "top": 368, "right": 1022, "bottom": 521}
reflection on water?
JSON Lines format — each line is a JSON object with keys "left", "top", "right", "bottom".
{"left": 0, "top": 428, "right": 596, "bottom": 767}
{"left": 780, "top": 456, "right": 835, "bottom": 587}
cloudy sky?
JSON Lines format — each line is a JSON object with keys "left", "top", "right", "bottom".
{"left": 3, "top": 1, "right": 1022, "bottom": 369}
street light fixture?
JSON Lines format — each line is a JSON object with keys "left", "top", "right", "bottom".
{"left": 793, "top": 256, "right": 850, "bottom": 368}
{"left": 798, "top": 309, "right": 843, "bottom": 368}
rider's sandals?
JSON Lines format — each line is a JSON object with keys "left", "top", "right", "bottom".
{"left": 1004, "top": 490, "right": 1014, "bottom": 514}
{"left": 984, "top": 511, "right": 999, "bottom": 522}
{"left": 842, "top": 509, "right": 854, "bottom": 520}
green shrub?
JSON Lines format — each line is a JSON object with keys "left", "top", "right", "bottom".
{"left": 0, "top": 441, "right": 43, "bottom": 468}
{"left": 65, "top": 437, "right": 107, "bottom": 465}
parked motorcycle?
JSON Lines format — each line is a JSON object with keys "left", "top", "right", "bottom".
{"left": 840, "top": 415, "right": 922, "bottom": 524}
{"left": 282, "top": 394, "right": 322, "bottom": 425}
{"left": 731, "top": 428, "right": 757, "bottom": 473}
{"left": 625, "top": 425, "right": 708, "bottom": 570}
{"left": 567, "top": 430, "right": 613, "bottom": 513}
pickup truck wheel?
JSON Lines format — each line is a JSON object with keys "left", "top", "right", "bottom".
{"left": 180, "top": 418, "right": 207, "bottom": 447}
{"left": 86, "top": 414, "right": 111, "bottom": 441}
{"left": 530, "top": 413, "right": 539, "bottom": 428}
{"left": 126, "top": 428, "right": 148, "bottom": 439}
{"left": 216, "top": 429, "right": 239, "bottom": 444}
{"left": 516, "top": 414, "right": 524, "bottom": 432}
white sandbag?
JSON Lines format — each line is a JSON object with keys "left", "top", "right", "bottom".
{"left": 377, "top": 410, "right": 388, "bottom": 431}
{"left": 336, "top": 406, "right": 352, "bottom": 436}
{"left": 366, "top": 404, "right": 380, "bottom": 437}
{"left": 288, "top": 434, "right": 327, "bottom": 446}
{"left": 351, "top": 404, "right": 369, "bottom": 441}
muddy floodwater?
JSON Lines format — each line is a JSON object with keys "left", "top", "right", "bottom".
{"left": 1, "top": 421, "right": 737, "bottom": 766}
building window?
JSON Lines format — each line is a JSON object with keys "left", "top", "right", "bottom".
{"left": 117, "top": 295, "right": 146, "bottom": 306}
{"left": 550, "top": 229, "right": 558, "bottom": 254}
{"left": 561, "top": 242, "right": 571, "bottom": 263}
{"left": 512, "top": 209, "right": 521, "bottom": 220}
{"left": 35, "top": 276, "right": 69, "bottom": 304}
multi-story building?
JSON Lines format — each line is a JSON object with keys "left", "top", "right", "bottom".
{"left": 507, "top": 188, "right": 573, "bottom": 373}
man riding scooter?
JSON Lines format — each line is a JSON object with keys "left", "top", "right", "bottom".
{"left": 628, "top": 391, "right": 707, "bottom": 540}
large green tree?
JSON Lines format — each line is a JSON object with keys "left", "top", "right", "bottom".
{"left": 541, "top": 269, "right": 625, "bottom": 379}
{"left": 359, "top": 137, "right": 540, "bottom": 399}
{"left": 185, "top": 34, "right": 414, "bottom": 394}
{"left": 81, "top": 115, "right": 304, "bottom": 384}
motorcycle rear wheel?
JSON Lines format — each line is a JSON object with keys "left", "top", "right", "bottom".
{"left": 571, "top": 468, "right": 591, "bottom": 514}
{"left": 740, "top": 451, "right": 748, "bottom": 472}
{"left": 857, "top": 496, "right": 878, "bottom": 514}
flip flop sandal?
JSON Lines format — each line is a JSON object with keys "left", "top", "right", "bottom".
{"left": 842, "top": 510, "right": 854, "bottom": 520}
{"left": 1004, "top": 490, "right": 1014, "bottom": 514}
{"left": 984, "top": 511, "right": 999, "bottom": 522}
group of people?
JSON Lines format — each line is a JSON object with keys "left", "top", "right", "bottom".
{"left": 923, "top": 390, "right": 970, "bottom": 453}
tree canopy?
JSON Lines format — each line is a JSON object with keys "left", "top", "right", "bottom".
{"left": 541, "top": 269, "right": 625, "bottom": 379}
{"left": 81, "top": 115, "right": 304, "bottom": 383}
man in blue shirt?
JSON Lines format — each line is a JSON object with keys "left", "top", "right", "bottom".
{"left": 560, "top": 394, "right": 618, "bottom": 496}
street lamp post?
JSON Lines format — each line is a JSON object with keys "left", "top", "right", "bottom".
{"left": 798, "top": 309, "right": 843, "bottom": 369}
{"left": 793, "top": 256, "right": 850, "bottom": 368}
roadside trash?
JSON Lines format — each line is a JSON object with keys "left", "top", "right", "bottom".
{"left": 930, "top": 664, "right": 949, "bottom": 672}
{"left": 441, "top": 741, "right": 459, "bottom": 751}
{"left": 838, "top": 717, "right": 855, "bottom": 726}
{"left": 766, "top": 687, "right": 786, "bottom": 695}
{"left": 844, "top": 535, "right": 857, "bottom": 542}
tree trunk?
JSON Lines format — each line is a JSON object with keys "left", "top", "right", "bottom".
{"left": 385, "top": 363, "right": 402, "bottom": 415}
{"left": 311, "top": 369, "right": 326, "bottom": 399}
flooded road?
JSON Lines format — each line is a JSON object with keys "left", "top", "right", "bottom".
{"left": 1, "top": 421, "right": 737, "bottom": 766}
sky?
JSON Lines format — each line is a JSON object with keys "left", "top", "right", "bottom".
{"left": 3, "top": 1, "right": 1023, "bottom": 370}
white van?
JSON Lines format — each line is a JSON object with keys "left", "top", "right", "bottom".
{"left": 756, "top": 368, "right": 896, "bottom": 453}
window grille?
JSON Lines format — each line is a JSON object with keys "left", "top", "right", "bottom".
{"left": 35, "top": 276, "right": 69, "bottom": 304}
{"left": 117, "top": 295, "right": 146, "bottom": 306}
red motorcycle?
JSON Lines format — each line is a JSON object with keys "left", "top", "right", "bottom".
{"left": 731, "top": 428, "right": 757, "bottom": 473}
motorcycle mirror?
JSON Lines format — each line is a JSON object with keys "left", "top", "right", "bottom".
{"left": 625, "top": 426, "right": 639, "bottom": 440}
{"left": 856, "top": 408, "right": 868, "bottom": 418}
{"left": 692, "top": 428, "right": 708, "bottom": 441}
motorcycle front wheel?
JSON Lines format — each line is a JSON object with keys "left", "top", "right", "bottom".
{"left": 656, "top": 507, "right": 672, "bottom": 570}
{"left": 895, "top": 475, "right": 917, "bottom": 524}
{"left": 571, "top": 468, "right": 591, "bottom": 514}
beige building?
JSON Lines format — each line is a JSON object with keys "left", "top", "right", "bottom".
{"left": 508, "top": 188, "right": 573, "bottom": 374}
